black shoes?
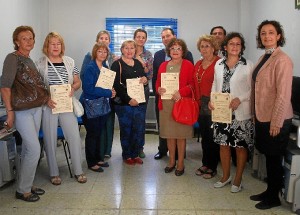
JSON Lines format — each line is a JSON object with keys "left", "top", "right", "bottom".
{"left": 164, "top": 166, "right": 175, "bottom": 173}
{"left": 31, "top": 187, "right": 45, "bottom": 195}
{"left": 255, "top": 199, "right": 281, "bottom": 210}
{"left": 175, "top": 168, "right": 185, "bottom": 176}
{"left": 250, "top": 191, "right": 268, "bottom": 201}
{"left": 16, "top": 191, "right": 40, "bottom": 202}
{"left": 154, "top": 152, "right": 166, "bottom": 160}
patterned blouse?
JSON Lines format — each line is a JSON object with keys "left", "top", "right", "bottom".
{"left": 219, "top": 57, "right": 247, "bottom": 93}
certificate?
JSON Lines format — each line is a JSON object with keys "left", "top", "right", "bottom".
{"left": 211, "top": 92, "right": 232, "bottom": 124}
{"left": 161, "top": 73, "right": 179, "bottom": 99}
{"left": 50, "top": 84, "right": 73, "bottom": 114}
{"left": 95, "top": 67, "right": 116, "bottom": 89}
{"left": 126, "top": 78, "right": 146, "bottom": 103}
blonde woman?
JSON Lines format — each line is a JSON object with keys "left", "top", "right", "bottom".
{"left": 36, "top": 32, "right": 87, "bottom": 185}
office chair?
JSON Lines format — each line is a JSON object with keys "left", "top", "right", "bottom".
{"left": 38, "top": 127, "right": 73, "bottom": 178}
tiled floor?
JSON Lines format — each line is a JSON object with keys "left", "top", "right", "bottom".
{"left": 0, "top": 128, "right": 295, "bottom": 214}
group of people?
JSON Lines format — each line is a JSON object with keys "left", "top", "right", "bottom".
{"left": 0, "top": 19, "right": 294, "bottom": 211}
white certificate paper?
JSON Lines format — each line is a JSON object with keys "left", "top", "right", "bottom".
{"left": 50, "top": 84, "right": 73, "bottom": 114}
{"left": 126, "top": 78, "right": 146, "bottom": 103}
{"left": 161, "top": 73, "right": 179, "bottom": 99}
{"left": 95, "top": 67, "right": 116, "bottom": 89}
{"left": 211, "top": 92, "right": 232, "bottom": 124}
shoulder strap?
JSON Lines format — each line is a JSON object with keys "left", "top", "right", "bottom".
{"left": 118, "top": 60, "right": 123, "bottom": 84}
{"left": 46, "top": 57, "right": 64, "bottom": 84}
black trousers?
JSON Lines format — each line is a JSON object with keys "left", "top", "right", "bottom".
{"left": 199, "top": 115, "right": 219, "bottom": 171}
{"left": 255, "top": 118, "right": 292, "bottom": 200}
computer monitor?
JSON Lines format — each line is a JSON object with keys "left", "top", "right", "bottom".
{"left": 292, "top": 76, "right": 300, "bottom": 118}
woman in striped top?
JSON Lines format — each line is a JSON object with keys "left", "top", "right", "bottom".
{"left": 36, "top": 32, "right": 87, "bottom": 185}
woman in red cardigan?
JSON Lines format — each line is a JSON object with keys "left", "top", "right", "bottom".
{"left": 156, "top": 38, "right": 194, "bottom": 176}
{"left": 194, "top": 35, "right": 220, "bottom": 179}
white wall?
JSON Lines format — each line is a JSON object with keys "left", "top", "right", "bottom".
{"left": 0, "top": 0, "right": 49, "bottom": 74}
{"left": 1, "top": 0, "right": 299, "bottom": 76}
{"left": 241, "top": 0, "right": 300, "bottom": 76}
{"left": 48, "top": 0, "right": 240, "bottom": 69}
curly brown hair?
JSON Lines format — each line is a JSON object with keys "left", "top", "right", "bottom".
{"left": 165, "top": 38, "right": 187, "bottom": 58}
{"left": 197, "top": 35, "right": 219, "bottom": 55}
{"left": 256, "top": 20, "right": 286, "bottom": 49}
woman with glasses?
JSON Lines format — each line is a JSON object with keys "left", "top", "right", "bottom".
{"left": 80, "top": 42, "right": 116, "bottom": 172}
{"left": 156, "top": 38, "right": 195, "bottom": 176}
{"left": 194, "top": 35, "right": 220, "bottom": 179}
{"left": 209, "top": 32, "right": 254, "bottom": 192}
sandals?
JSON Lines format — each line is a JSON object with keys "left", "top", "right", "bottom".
{"left": 50, "top": 176, "right": 62, "bottom": 185}
{"left": 203, "top": 169, "right": 217, "bottom": 179}
{"left": 75, "top": 174, "right": 87, "bottom": 183}
{"left": 195, "top": 166, "right": 208, "bottom": 176}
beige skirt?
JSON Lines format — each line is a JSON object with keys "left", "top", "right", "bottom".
{"left": 159, "top": 100, "right": 193, "bottom": 139}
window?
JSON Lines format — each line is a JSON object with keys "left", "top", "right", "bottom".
{"left": 106, "top": 18, "right": 178, "bottom": 56}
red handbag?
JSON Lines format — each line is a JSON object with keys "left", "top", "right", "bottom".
{"left": 172, "top": 86, "right": 199, "bottom": 126}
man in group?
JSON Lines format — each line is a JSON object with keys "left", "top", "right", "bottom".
{"left": 152, "top": 27, "right": 194, "bottom": 160}
{"left": 210, "top": 26, "right": 226, "bottom": 57}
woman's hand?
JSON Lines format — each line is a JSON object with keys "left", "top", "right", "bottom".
{"left": 69, "top": 87, "right": 75, "bottom": 97}
{"left": 208, "top": 101, "right": 214, "bottom": 110}
{"left": 230, "top": 97, "right": 241, "bottom": 110}
{"left": 47, "top": 98, "right": 57, "bottom": 109}
{"left": 172, "top": 90, "right": 181, "bottom": 102}
{"left": 4, "top": 112, "right": 15, "bottom": 130}
{"left": 139, "top": 77, "right": 148, "bottom": 85}
{"left": 111, "top": 88, "right": 116, "bottom": 98}
{"left": 270, "top": 125, "right": 280, "bottom": 137}
{"left": 157, "top": 87, "right": 166, "bottom": 96}
{"left": 129, "top": 99, "right": 139, "bottom": 106}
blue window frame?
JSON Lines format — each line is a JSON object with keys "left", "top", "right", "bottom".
{"left": 106, "top": 18, "right": 178, "bottom": 56}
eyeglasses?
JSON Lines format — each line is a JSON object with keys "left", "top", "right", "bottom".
{"left": 200, "top": 45, "right": 211, "bottom": 49}
{"left": 170, "top": 47, "right": 182, "bottom": 52}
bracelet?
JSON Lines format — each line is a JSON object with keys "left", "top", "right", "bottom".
{"left": 6, "top": 109, "right": 14, "bottom": 113}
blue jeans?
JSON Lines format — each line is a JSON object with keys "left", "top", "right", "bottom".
{"left": 115, "top": 104, "right": 146, "bottom": 159}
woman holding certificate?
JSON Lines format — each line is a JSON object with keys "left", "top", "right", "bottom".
{"left": 81, "top": 30, "right": 116, "bottom": 159}
{"left": 36, "top": 32, "right": 87, "bottom": 184}
{"left": 156, "top": 38, "right": 194, "bottom": 176}
{"left": 111, "top": 40, "right": 148, "bottom": 165}
{"left": 209, "top": 32, "right": 254, "bottom": 192}
{"left": 194, "top": 35, "right": 220, "bottom": 179}
{"left": 250, "top": 20, "right": 293, "bottom": 210}
{"left": 81, "top": 42, "right": 116, "bottom": 172}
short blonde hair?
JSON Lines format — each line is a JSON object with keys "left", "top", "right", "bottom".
{"left": 120, "top": 40, "right": 136, "bottom": 55}
{"left": 197, "top": 35, "right": 219, "bottom": 55}
{"left": 42, "top": 32, "right": 65, "bottom": 57}
{"left": 91, "top": 42, "right": 110, "bottom": 60}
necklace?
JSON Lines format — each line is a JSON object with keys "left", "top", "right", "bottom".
{"left": 17, "top": 50, "right": 30, "bottom": 58}
{"left": 196, "top": 63, "right": 206, "bottom": 83}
